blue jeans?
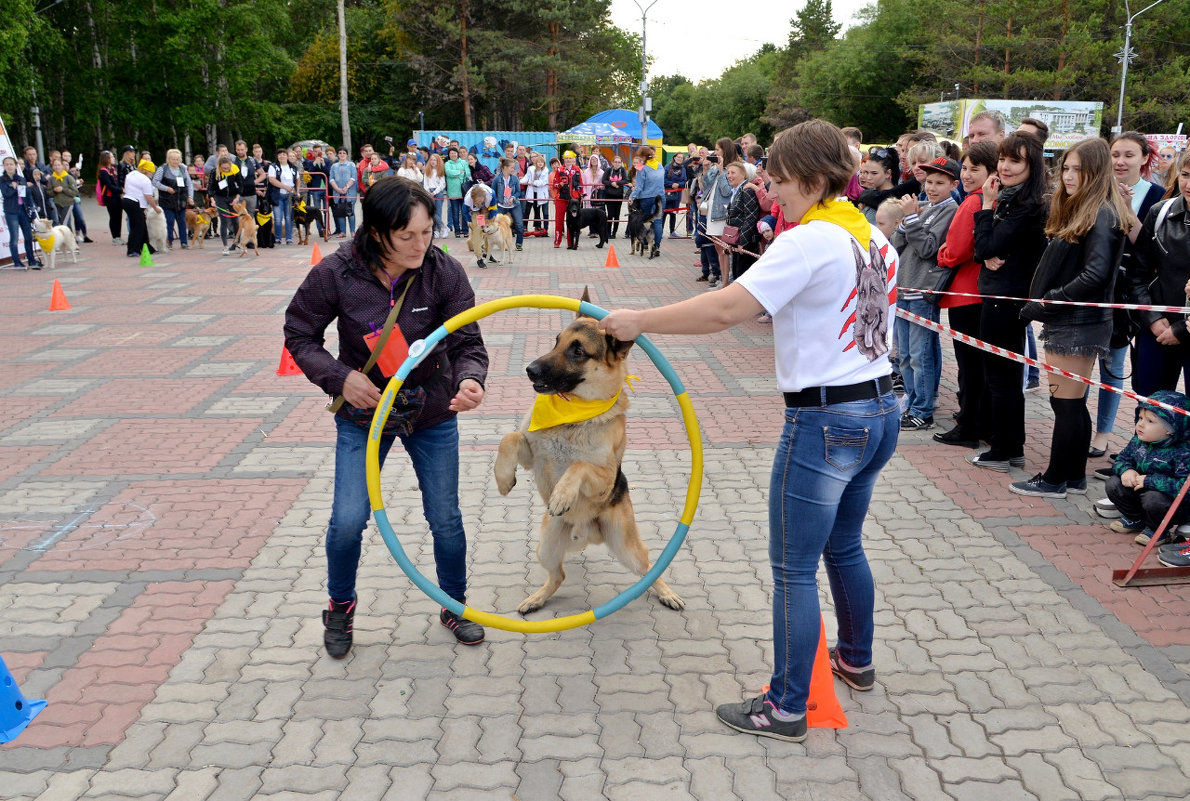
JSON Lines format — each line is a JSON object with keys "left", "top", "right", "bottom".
{"left": 496, "top": 203, "right": 523, "bottom": 246}
{"left": 326, "top": 415, "right": 468, "bottom": 604}
{"left": 5, "top": 211, "right": 35, "bottom": 265}
{"left": 894, "top": 297, "right": 941, "bottom": 418}
{"left": 1025, "top": 326, "right": 1040, "bottom": 384}
{"left": 767, "top": 391, "right": 900, "bottom": 714}
{"left": 433, "top": 196, "right": 445, "bottom": 231}
{"left": 163, "top": 207, "right": 188, "bottom": 246}
{"left": 276, "top": 195, "right": 293, "bottom": 242}
{"left": 637, "top": 195, "right": 664, "bottom": 246}
{"left": 1094, "top": 344, "right": 1128, "bottom": 434}
{"left": 448, "top": 198, "right": 464, "bottom": 234}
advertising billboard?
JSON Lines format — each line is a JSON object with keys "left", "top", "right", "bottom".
{"left": 917, "top": 99, "right": 1105, "bottom": 150}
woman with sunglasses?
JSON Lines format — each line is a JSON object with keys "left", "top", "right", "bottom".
{"left": 855, "top": 148, "right": 899, "bottom": 224}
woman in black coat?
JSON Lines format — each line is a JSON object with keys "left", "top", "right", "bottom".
{"left": 969, "top": 132, "right": 1049, "bottom": 472}
{"left": 1013, "top": 138, "right": 1130, "bottom": 498}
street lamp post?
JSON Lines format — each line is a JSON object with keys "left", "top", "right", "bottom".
{"left": 633, "top": 0, "right": 659, "bottom": 149}
{"left": 338, "top": 0, "right": 351, "bottom": 153}
{"left": 1114, "top": 0, "right": 1166, "bottom": 134}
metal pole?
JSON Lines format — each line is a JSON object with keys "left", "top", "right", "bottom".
{"left": 1114, "top": 0, "right": 1168, "bottom": 133}
{"left": 338, "top": 0, "right": 351, "bottom": 153}
{"left": 634, "top": 0, "right": 659, "bottom": 149}
{"left": 31, "top": 81, "right": 45, "bottom": 162}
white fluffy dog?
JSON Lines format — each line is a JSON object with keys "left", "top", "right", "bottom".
{"left": 32, "top": 218, "right": 78, "bottom": 270}
{"left": 145, "top": 206, "right": 168, "bottom": 253}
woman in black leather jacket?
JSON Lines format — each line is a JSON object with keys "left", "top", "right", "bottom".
{"left": 1011, "top": 139, "right": 1130, "bottom": 498}
{"left": 1130, "top": 150, "right": 1190, "bottom": 398}
{"left": 969, "top": 133, "right": 1049, "bottom": 472}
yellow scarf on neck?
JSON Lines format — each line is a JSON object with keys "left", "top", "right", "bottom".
{"left": 528, "top": 376, "right": 639, "bottom": 431}
{"left": 645, "top": 158, "right": 661, "bottom": 170}
{"left": 52, "top": 170, "right": 68, "bottom": 181}
{"left": 800, "top": 197, "right": 871, "bottom": 249}
{"left": 35, "top": 233, "right": 56, "bottom": 252}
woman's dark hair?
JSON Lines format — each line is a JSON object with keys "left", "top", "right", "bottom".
{"left": 1110, "top": 130, "right": 1151, "bottom": 157}
{"left": 866, "top": 145, "right": 900, "bottom": 182}
{"left": 354, "top": 177, "right": 437, "bottom": 266}
{"left": 715, "top": 137, "right": 735, "bottom": 165}
{"left": 447, "top": 147, "right": 458, "bottom": 157}
{"left": 997, "top": 132, "right": 1048, "bottom": 206}
{"left": 961, "top": 140, "right": 998, "bottom": 175}
{"left": 96, "top": 150, "right": 114, "bottom": 181}
{"left": 767, "top": 120, "right": 854, "bottom": 201}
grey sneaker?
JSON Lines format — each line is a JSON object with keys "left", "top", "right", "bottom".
{"left": 715, "top": 694, "right": 807, "bottom": 742}
{"left": 1094, "top": 498, "right": 1120, "bottom": 518}
{"left": 828, "top": 648, "right": 875, "bottom": 691}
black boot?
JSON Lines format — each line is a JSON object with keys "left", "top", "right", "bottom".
{"left": 322, "top": 598, "right": 355, "bottom": 658}
{"left": 649, "top": 243, "right": 660, "bottom": 259}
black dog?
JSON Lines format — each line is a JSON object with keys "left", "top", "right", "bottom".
{"left": 565, "top": 199, "right": 609, "bottom": 250}
{"left": 256, "top": 195, "right": 275, "bottom": 249}
{"left": 625, "top": 200, "right": 660, "bottom": 259}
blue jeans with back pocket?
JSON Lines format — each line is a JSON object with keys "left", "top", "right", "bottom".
{"left": 766, "top": 390, "right": 901, "bottom": 714}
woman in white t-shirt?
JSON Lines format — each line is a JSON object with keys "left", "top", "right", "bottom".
{"left": 601, "top": 120, "right": 900, "bottom": 744}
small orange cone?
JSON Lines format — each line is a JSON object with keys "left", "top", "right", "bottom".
{"left": 763, "top": 616, "right": 848, "bottom": 730}
{"left": 49, "top": 279, "right": 72, "bottom": 311}
{"left": 276, "top": 347, "right": 303, "bottom": 376}
{"left": 310, "top": 242, "right": 322, "bottom": 266}
{"left": 603, "top": 244, "right": 620, "bottom": 268}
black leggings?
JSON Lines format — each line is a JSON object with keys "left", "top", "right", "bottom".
{"left": 604, "top": 199, "right": 623, "bottom": 236}
{"left": 979, "top": 299, "right": 1027, "bottom": 457}
{"left": 121, "top": 198, "right": 147, "bottom": 256}
{"left": 947, "top": 303, "right": 985, "bottom": 436}
{"left": 106, "top": 198, "right": 123, "bottom": 240}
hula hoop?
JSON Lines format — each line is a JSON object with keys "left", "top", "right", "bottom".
{"left": 365, "top": 294, "right": 703, "bottom": 633}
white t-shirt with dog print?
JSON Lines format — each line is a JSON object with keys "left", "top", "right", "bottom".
{"left": 736, "top": 220, "right": 898, "bottom": 392}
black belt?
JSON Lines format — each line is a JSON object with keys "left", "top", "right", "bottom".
{"left": 784, "top": 376, "right": 893, "bottom": 408}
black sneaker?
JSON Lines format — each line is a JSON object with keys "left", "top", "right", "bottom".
{"left": 901, "top": 413, "right": 934, "bottom": 431}
{"left": 968, "top": 451, "right": 1025, "bottom": 472}
{"left": 933, "top": 427, "right": 979, "bottom": 448}
{"left": 715, "top": 694, "right": 807, "bottom": 742}
{"left": 440, "top": 608, "right": 485, "bottom": 645}
{"left": 1009, "top": 473, "right": 1066, "bottom": 499}
{"left": 1066, "top": 477, "right": 1088, "bottom": 495}
{"left": 322, "top": 599, "right": 355, "bottom": 659}
{"left": 828, "top": 648, "right": 876, "bottom": 691}
{"left": 1093, "top": 467, "right": 1113, "bottom": 481}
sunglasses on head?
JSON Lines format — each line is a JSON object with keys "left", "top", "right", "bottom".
{"left": 871, "top": 148, "right": 891, "bottom": 159}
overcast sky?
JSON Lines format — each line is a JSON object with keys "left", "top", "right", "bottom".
{"left": 608, "top": 0, "right": 873, "bottom": 83}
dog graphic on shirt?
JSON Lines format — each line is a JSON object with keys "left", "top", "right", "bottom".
{"left": 847, "top": 239, "right": 891, "bottom": 361}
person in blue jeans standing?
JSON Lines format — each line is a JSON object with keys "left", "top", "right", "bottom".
{"left": 629, "top": 145, "right": 665, "bottom": 258}
{"left": 1, "top": 156, "right": 40, "bottom": 268}
{"left": 284, "top": 177, "right": 489, "bottom": 658}
{"left": 491, "top": 157, "right": 524, "bottom": 250}
{"left": 602, "top": 120, "right": 900, "bottom": 742}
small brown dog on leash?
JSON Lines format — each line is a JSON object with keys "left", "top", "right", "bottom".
{"left": 189, "top": 201, "right": 216, "bottom": 248}
{"left": 231, "top": 200, "right": 259, "bottom": 257}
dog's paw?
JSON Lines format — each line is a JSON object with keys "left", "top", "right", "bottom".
{"left": 494, "top": 466, "right": 517, "bottom": 496}
{"left": 547, "top": 482, "right": 579, "bottom": 517}
{"left": 657, "top": 586, "right": 685, "bottom": 610}
{"left": 517, "top": 594, "right": 547, "bottom": 615}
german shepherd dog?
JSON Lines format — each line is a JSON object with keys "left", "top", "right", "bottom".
{"left": 626, "top": 199, "right": 661, "bottom": 258}
{"left": 494, "top": 289, "right": 685, "bottom": 614}
{"left": 565, "top": 199, "right": 609, "bottom": 250}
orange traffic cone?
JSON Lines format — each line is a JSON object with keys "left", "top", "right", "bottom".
{"left": 763, "top": 615, "right": 848, "bottom": 730}
{"left": 310, "top": 242, "right": 322, "bottom": 266}
{"left": 276, "top": 347, "right": 303, "bottom": 376}
{"left": 49, "top": 279, "right": 72, "bottom": 311}
{"left": 603, "top": 244, "right": 620, "bottom": 268}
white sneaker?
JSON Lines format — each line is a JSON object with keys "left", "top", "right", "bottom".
{"left": 1094, "top": 498, "right": 1120, "bottom": 519}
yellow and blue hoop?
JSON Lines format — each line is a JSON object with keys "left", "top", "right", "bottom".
{"left": 365, "top": 294, "right": 703, "bottom": 633}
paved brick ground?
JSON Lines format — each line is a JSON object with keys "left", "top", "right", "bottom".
{"left": 2, "top": 210, "right": 1190, "bottom": 799}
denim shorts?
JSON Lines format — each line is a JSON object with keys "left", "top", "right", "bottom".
{"left": 1040, "top": 320, "right": 1112, "bottom": 358}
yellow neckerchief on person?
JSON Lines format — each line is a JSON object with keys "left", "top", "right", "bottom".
{"left": 52, "top": 170, "right": 68, "bottom": 181}
{"left": 799, "top": 197, "right": 871, "bottom": 249}
{"left": 528, "top": 375, "right": 640, "bottom": 432}
{"left": 219, "top": 162, "right": 240, "bottom": 178}
{"left": 645, "top": 158, "right": 661, "bottom": 170}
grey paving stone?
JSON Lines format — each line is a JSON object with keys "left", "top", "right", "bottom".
{"left": 162, "top": 767, "right": 219, "bottom": 801}
{"left": 258, "top": 765, "right": 348, "bottom": 795}
{"left": 947, "top": 779, "right": 1038, "bottom": 801}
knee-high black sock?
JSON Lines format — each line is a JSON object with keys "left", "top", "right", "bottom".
{"left": 1043, "top": 396, "right": 1088, "bottom": 485}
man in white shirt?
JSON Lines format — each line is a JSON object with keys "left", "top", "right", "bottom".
{"left": 122, "top": 159, "right": 160, "bottom": 258}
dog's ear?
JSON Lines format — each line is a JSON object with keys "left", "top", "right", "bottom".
{"left": 576, "top": 286, "right": 593, "bottom": 320}
{"left": 604, "top": 333, "right": 635, "bottom": 361}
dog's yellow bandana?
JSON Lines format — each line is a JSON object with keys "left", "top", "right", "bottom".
{"left": 800, "top": 197, "right": 871, "bottom": 249}
{"left": 528, "top": 375, "right": 640, "bottom": 431}
{"left": 256, "top": 211, "right": 273, "bottom": 225}
{"left": 35, "top": 233, "right": 56, "bottom": 252}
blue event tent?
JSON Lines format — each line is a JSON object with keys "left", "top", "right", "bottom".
{"left": 584, "top": 109, "right": 663, "bottom": 142}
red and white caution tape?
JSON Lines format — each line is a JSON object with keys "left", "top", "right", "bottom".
{"left": 899, "top": 286, "right": 1190, "bottom": 315}
{"left": 894, "top": 306, "right": 1190, "bottom": 419}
